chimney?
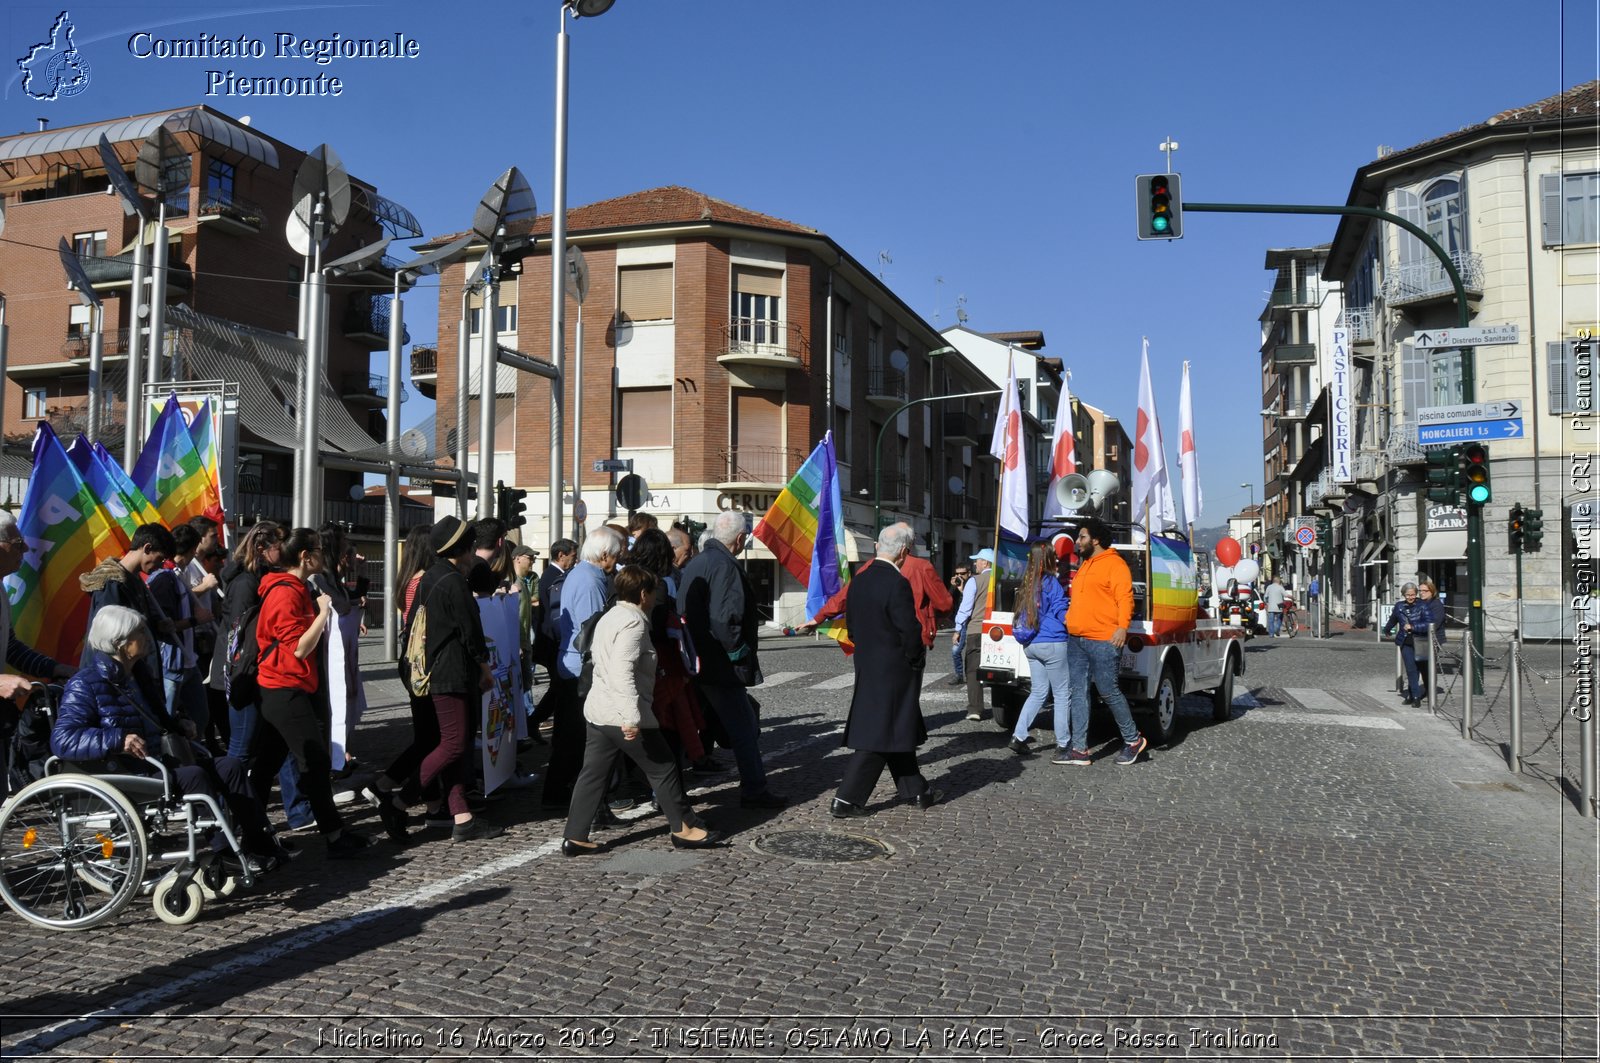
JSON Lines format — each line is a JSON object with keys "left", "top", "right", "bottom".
{"left": 36, "top": 118, "right": 48, "bottom": 131}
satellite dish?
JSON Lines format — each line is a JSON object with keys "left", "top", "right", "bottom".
{"left": 399, "top": 428, "right": 429, "bottom": 458}
{"left": 1054, "top": 473, "right": 1091, "bottom": 513}
{"left": 565, "top": 245, "right": 590, "bottom": 305}
{"left": 471, "top": 167, "right": 536, "bottom": 245}
{"left": 290, "top": 144, "right": 353, "bottom": 241}
{"left": 324, "top": 235, "right": 392, "bottom": 273}
{"left": 98, "top": 135, "right": 149, "bottom": 218}
{"left": 889, "top": 348, "right": 909, "bottom": 373}
{"left": 349, "top": 485, "right": 367, "bottom": 502}
{"left": 135, "top": 126, "right": 186, "bottom": 197}
{"left": 1086, "top": 469, "right": 1122, "bottom": 507}
{"left": 56, "top": 237, "right": 101, "bottom": 308}
{"left": 947, "top": 476, "right": 965, "bottom": 496}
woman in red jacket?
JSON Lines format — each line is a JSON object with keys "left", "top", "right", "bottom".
{"left": 255, "top": 527, "right": 370, "bottom": 858}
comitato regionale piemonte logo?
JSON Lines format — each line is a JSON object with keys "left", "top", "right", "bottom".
{"left": 18, "top": 11, "right": 92, "bottom": 101}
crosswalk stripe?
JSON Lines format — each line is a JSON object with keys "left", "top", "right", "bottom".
{"left": 811, "top": 673, "right": 856, "bottom": 690}
{"left": 1282, "top": 688, "right": 1359, "bottom": 714}
{"left": 921, "top": 672, "right": 947, "bottom": 686}
{"left": 759, "top": 671, "right": 808, "bottom": 687}
{"left": 1243, "top": 710, "right": 1402, "bottom": 730}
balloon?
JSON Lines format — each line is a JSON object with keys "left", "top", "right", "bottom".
{"left": 1234, "top": 558, "right": 1260, "bottom": 584}
{"left": 1215, "top": 536, "right": 1242, "bottom": 567}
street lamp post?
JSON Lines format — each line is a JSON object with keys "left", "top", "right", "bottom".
{"left": 874, "top": 387, "right": 999, "bottom": 533}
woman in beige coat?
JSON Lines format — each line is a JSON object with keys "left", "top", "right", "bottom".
{"left": 561, "top": 566, "right": 725, "bottom": 856}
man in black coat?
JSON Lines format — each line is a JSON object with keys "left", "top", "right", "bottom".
{"left": 831, "top": 522, "right": 941, "bottom": 817}
{"left": 676, "top": 510, "right": 786, "bottom": 809}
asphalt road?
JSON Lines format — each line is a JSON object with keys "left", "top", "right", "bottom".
{"left": 1, "top": 629, "right": 1594, "bottom": 1060}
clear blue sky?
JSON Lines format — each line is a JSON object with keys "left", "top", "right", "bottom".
{"left": 5, "top": 0, "right": 1592, "bottom": 522}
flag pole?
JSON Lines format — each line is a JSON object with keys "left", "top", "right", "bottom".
{"left": 985, "top": 351, "right": 1013, "bottom": 618}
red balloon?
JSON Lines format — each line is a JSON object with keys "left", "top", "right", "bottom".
{"left": 1215, "top": 536, "right": 1242, "bottom": 567}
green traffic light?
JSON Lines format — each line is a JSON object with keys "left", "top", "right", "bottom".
{"left": 1152, "top": 216, "right": 1169, "bottom": 232}
{"left": 1469, "top": 484, "right": 1490, "bottom": 504}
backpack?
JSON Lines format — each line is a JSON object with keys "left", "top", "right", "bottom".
{"left": 573, "top": 601, "right": 615, "bottom": 700}
{"left": 2, "top": 683, "right": 60, "bottom": 796}
{"left": 225, "top": 580, "right": 293, "bottom": 708}
{"left": 403, "top": 597, "right": 434, "bottom": 697}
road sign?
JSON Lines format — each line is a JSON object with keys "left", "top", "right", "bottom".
{"left": 616, "top": 473, "right": 647, "bottom": 511}
{"left": 573, "top": 499, "right": 588, "bottom": 524}
{"left": 1417, "top": 419, "right": 1524, "bottom": 445}
{"left": 1416, "top": 399, "right": 1524, "bottom": 425}
{"left": 1294, "top": 526, "right": 1316, "bottom": 548}
{"left": 592, "top": 458, "right": 632, "bottom": 473}
{"left": 1412, "top": 324, "right": 1519, "bottom": 350}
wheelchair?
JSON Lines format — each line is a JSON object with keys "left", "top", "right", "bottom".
{"left": 0, "top": 687, "right": 260, "bottom": 931}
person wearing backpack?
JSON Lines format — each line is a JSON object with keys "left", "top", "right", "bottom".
{"left": 361, "top": 524, "right": 435, "bottom": 841}
{"left": 412, "top": 515, "right": 504, "bottom": 843}
{"left": 1007, "top": 543, "right": 1076, "bottom": 761}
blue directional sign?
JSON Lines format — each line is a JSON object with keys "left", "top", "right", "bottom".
{"left": 1418, "top": 419, "right": 1524, "bottom": 445}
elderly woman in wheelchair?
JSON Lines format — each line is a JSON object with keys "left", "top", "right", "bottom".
{"left": 0, "top": 606, "right": 279, "bottom": 929}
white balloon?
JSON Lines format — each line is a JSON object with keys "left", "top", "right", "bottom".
{"left": 1234, "top": 559, "right": 1260, "bottom": 584}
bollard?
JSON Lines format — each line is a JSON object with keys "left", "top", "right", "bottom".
{"left": 1507, "top": 638, "right": 1522, "bottom": 774}
{"left": 1395, "top": 642, "right": 1404, "bottom": 697}
{"left": 1461, "top": 626, "right": 1473, "bottom": 739}
{"left": 1582, "top": 703, "right": 1596, "bottom": 818}
{"left": 1426, "top": 645, "right": 1437, "bottom": 715}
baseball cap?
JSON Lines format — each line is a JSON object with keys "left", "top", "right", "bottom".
{"left": 969, "top": 548, "right": 996, "bottom": 564}
{"left": 511, "top": 545, "right": 538, "bottom": 560}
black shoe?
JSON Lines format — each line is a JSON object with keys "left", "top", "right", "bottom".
{"left": 423, "top": 809, "right": 452, "bottom": 828}
{"left": 372, "top": 793, "right": 411, "bottom": 842}
{"left": 739, "top": 790, "right": 789, "bottom": 810}
{"left": 830, "top": 797, "right": 870, "bottom": 819}
{"left": 591, "top": 807, "right": 622, "bottom": 831}
{"left": 451, "top": 817, "right": 505, "bottom": 843}
{"left": 270, "top": 837, "right": 302, "bottom": 861}
{"left": 689, "top": 757, "right": 728, "bottom": 774}
{"left": 945, "top": 675, "right": 964, "bottom": 687}
{"left": 910, "top": 787, "right": 944, "bottom": 809}
{"left": 326, "top": 831, "right": 372, "bottom": 859}
{"left": 561, "top": 838, "right": 603, "bottom": 857}
{"left": 223, "top": 850, "right": 279, "bottom": 876}
{"left": 1008, "top": 738, "right": 1033, "bottom": 755}
{"left": 670, "top": 829, "right": 727, "bottom": 850}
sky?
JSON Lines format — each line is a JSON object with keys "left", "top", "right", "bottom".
{"left": 3, "top": 0, "right": 1595, "bottom": 523}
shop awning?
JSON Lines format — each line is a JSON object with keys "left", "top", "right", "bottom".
{"left": 1415, "top": 529, "right": 1468, "bottom": 561}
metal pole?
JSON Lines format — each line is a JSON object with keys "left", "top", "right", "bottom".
{"left": 1508, "top": 627, "right": 1523, "bottom": 774}
{"left": 1462, "top": 625, "right": 1474, "bottom": 739}
{"left": 1582, "top": 697, "right": 1596, "bottom": 818}
{"left": 1425, "top": 640, "right": 1436, "bottom": 715}
{"left": 572, "top": 302, "right": 583, "bottom": 534}
{"left": 291, "top": 252, "right": 311, "bottom": 500}
{"left": 384, "top": 274, "right": 404, "bottom": 662}
{"left": 477, "top": 264, "right": 499, "bottom": 520}
{"left": 549, "top": 5, "right": 569, "bottom": 543}
{"left": 299, "top": 201, "right": 326, "bottom": 529}
{"left": 122, "top": 234, "right": 147, "bottom": 470}
{"left": 0, "top": 298, "right": 9, "bottom": 452}
{"left": 86, "top": 304, "right": 103, "bottom": 443}
{"left": 874, "top": 389, "right": 1001, "bottom": 532}
{"left": 146, "top": 201, "right": 168, "bottom": 392}
{"left": 456, "top": 283, "right": 471, "bottom": 520}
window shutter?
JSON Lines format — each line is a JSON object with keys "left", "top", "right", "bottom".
{"left": 1549, "top": 341, "right": 1572, "bottom": 415}
{"left": 618, "top": 264, "right": 673, "bottom": 322}
{"left": 732, "top": 266, "right": 782, "bottom": 298}
{"left": 733, "top": 389, "right": 783, "bottom": 452}
{"left": 618, "top": 387, "right": 672, "bottom": 447}
{"left": 1541, "top": 173, "right": 1563, "bottom": 247}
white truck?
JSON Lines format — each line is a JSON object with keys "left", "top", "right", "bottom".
{"left": 977, "top": 542, "right": 1246, "bottom": 743}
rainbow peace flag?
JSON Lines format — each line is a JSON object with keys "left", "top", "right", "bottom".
{"left": 4, "top": 423, "right": 124, "bottom": 666}
{"left": 754, "top": 432, "right": 851, "bottom": 648}
{"left": 65, "top": 436, "right": 133, "bottom": 550}
{"left": 92, "top": 440, "right": 165, "bottom": 530}
{"left": 132, "top": 393, "right": 220, "bottom": 529}
{"left": 186, "top": 399, "right": 226, "bottom": 526}
{"left": 1149, "top": 533, "right": 1198, "bottom": 638}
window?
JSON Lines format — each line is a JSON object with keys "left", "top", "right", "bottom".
{"left": 1401, "top": 343, "right": 1467, "bottom": 419}
{"left": 618, "top": 387, "right": 672, "bottom": 448}
{"left": 206, "top": 159, "right": 236, "bottom": 203}
{"left": 468, "top": 304, "right": 517, "bottom": 335}
{"left": 1549, "top": 338, "right": 1597, "bottom": 415}
{"left": 68, "top": 303, "right": 91, "bottom": 336}
{"left": 618, "top": 264, "right": 673, "bottom": 322}
{"left": 834, "top": 407, "right": 851, "bottom": 464}
{"left": 22, "top": 388, "right": 46, "bottom": 418}
{"left": 731, "top": 266, "right": 782, "bottom": 344}
{"left": 732, "top": 389, "right": 783, "bottom": 454}
{"left": 1423, "top": 179, "right": 1464, "bottom": 255}
{"left": 72, "top": 230, "right": 107, "bottom": 261}
{"left": 1541, "top": 172, "right": 1600, "bottom": 246}
{"left": 832, "top": 297, "right": 850, "bottom": 354}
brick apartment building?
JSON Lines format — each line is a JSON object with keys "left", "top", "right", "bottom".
{"left": 0, "top": 105, "right": 421, "bottom": 531}
{"left": 418, "top": 186, "right": 1027, "bottom": 626}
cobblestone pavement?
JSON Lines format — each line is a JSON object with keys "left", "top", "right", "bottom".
{"left": 1, "top": 630, "right": 1594, "bottom": 1060}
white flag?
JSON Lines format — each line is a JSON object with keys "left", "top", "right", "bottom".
{"left": 988, "top": 355, "right": 1029, "bottom": 540}
{"left": 1178, "top": 360, "right": 1202, "bottom": 526}
{"left": 1132, "top": 339, "right": 1178, "bottom": 529}
{"left": 1043, "top": 370, "right": 1078, "bottom": 518}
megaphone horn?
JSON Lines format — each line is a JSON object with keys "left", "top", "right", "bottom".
{"left": 1054, "top": 473, "right": 1091, "bottom": 512}
{"left": 1086, "top": 469, "right": 1122, "bottom": 505}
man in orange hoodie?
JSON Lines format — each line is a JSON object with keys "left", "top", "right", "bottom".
{"left": 1063, "top": 516, "right": 1148, "bottom": 766}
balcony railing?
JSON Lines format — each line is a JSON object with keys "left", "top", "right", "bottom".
{"left": 1337, "top": 306, "right": 1376, "bottom": 343}
{"left": 62, "top": 328, "right": 136, "bottom": 359}
{"left": 80, "top": 253, "right": 192, "bottom": 291}
{"left": 717, "top": 318, "right": 808, "bottom": 366}
{"left": 942, "top": 492, "right": 976, "bottom": 523}
{"left": 1353, "top": 449, "right": 1385, "bottom": 484}
{"left": 942, "top": 410, "right": 982, "bottom": 444}
{"left": 197, "top": 190, "right": 265, "bottom": 231}
{"left": 344, "top": 293, "right": 410, "bottom": 345}
{"left": 1383, "top": 421, "right": 1427, "bottom": 466}
{"left": 877, "top": 474, "right": 909, "bottom": 504}
{"left": 342, "top": 372, "right": 408, "bottom": 404}
{"left": 411, "top": 345, "right": 437, "bottom": 377}
{"left": 1267, "top": 286, "right": 1320, "bottom": 309}
{"left": 1381, "top": 251, "right": 1484, "bottom": 307}
{"left": 717, "top": 445, "right": 808, "bottom": 485}
{"left": 865, "top": 365, "right": 907, "bottom": 405}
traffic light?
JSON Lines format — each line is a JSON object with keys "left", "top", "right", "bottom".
{"left": 1508, "top": 502, "right": 1525, "bottom": 555}
{"left": 1458, "top": 443, "right": 1491, "bottom": 505}
{"left": 1522, "top": 506, "right": 1545, "bottom": 552}
{"left": 1426, "top": 446, "right": 1459, "bottom": 503}
{"left": 1136, "top": 173, "right": 1183, "bottom": 240}
{"left": 496, "top": 482, "right": 528, "bottom": 529}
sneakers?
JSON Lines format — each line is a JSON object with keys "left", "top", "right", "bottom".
{"left": 451, "top": 818, "right": 505, "bottom": 843}
{"left": 1007, "top": 737, "right": 1033, "bottom": 756}
{"left": 965, "top": 710, "right": 983, "bottom": 721}
{"left": 1052, "top": 747, "right": 1093, "bottom": 766}
{"left": 326, "top": 831, "right": 372, "bottom": 858}
{"left": 1115, "top": 735, "right": 1149, "bottom": 766}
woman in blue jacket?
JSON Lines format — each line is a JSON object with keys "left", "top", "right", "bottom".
{"left": 1008, "top": 543, "right": 1076, "bottom": 760}
{"left": 1381, "top": 582, "right": 1433, "bottom": 707}
{"left": 51, "top": 605, "right": 280, "bottom": 871}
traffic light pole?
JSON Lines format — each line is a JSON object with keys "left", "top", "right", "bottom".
{"left": 1186, "top": 201, "right": 1481, "bottom": 680}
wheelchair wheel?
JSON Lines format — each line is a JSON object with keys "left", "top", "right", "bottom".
{"left": 199, "top": 859, "right": 238, "bottom": 900}
{"left": 152, "top": 871, "right": 205, "bottom": 926}
{"left": 0, "top": 775, "right": 148, "bottom": 931}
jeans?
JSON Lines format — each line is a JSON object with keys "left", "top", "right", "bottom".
{"left": 1267, "top": 610, "right": 1282, "bottom": 637}
{"left": 951, "top": 630, "right": 966, "bottom": 678}
{"left": 164, "top": 670, "right": 209, "bottom": 735}
{"left": 1400, "top": 640, "right": 1423, "bottom": 700}
{"left": 698, "top": 682, "right": 769, "bottom": 797}
{"left": 1066, "top": 635, "right": 1141, "bottom": 746}
{"left": 228, "top": 699, "right": 315, "bottom": 828}
{"left": 1013, "top": 639, "right": 1072, "bottom": 748}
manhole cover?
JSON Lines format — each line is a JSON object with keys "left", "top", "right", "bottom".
{"left": 1454, "top": 780, "right": 1523, "bottom": 792}
{"left": 752, "top": 830, "right": 893, "bottom": 863}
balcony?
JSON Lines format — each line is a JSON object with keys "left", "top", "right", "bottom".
{"left": 1383, "top": 421, "right": 1427, "bottom": 466}
{"left": 343, "top": 293, "right": 409, "bottom": 347}
{"left": 864, "top": 365, "right": 907, "bottom": 408}
{"left": 62, "top": 328, "right": 136, "bottom": 360}
{"left": 1267, "top": 286, "right": 1320, "bottom": 309}
{"left": 1353, "top": 449, "right": 1385, "bottom": 490}
{"left": 876, "top": 474, "right": 909, "bottom": 505}
{"left": 196, "top": 189, "right": 265, "bottom": 235}
{"left": 716, "top": 444, "right": 808, "bottom": 487}
{"left": 715, "top": 318, "right": 807, "bottom": 370}
{"left": 80, "top": 251, "right": 192, "bottom": 293}
{"left": 410, "top": 345, "right": 437, "bottom": 399}
{"left": 1271, "top": 342, "right": 1317, "bottom": 367}
{"left": 1337, "top": 305, "right": 1376, "bottom": 345}
{"left": 942, "top": 492, "right": 977, "bottom": 524}
{"left": 341, "top": 372, "right": 408, "bottom": 407}
{"left": 1381, "top": 250, "right": 1484, "bottom": 309}
{"left": 942, "top": 409, "right": 982, "bottom": 445}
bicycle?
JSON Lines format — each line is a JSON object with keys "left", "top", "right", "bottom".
{"left": 1279, "top": 602, "right": 1300, "bottom": 639}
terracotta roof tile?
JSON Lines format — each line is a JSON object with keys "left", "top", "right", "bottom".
{"left": 1380, "top": 79, "right": 1600, "bottom": 163}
